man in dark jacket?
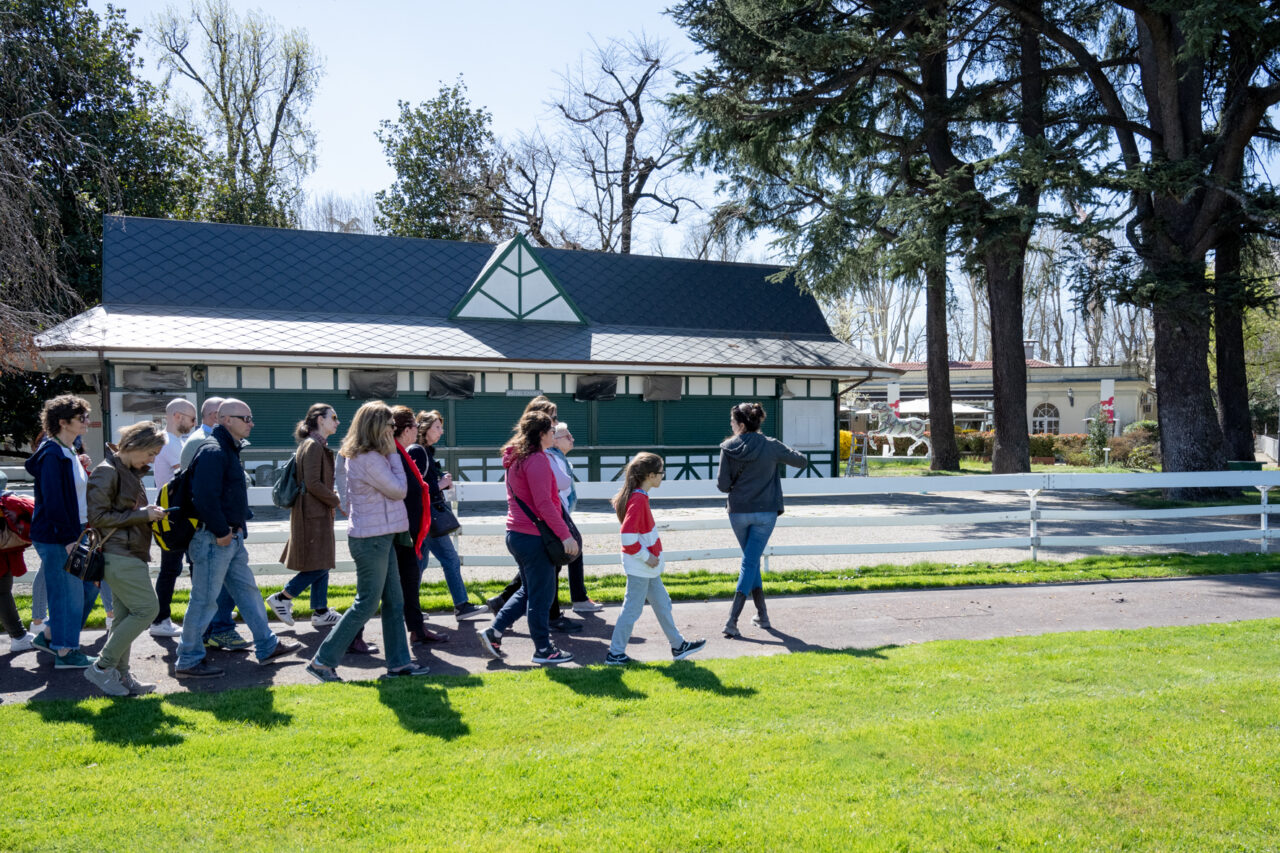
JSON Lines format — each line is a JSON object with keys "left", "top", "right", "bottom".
{"left": 174, "top": 399, "right": 300, "bottom": 678}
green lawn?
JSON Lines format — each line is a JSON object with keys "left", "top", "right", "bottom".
{"left": 14, "top": 551, "right": 1279, "bottom": 628}
{"left": 3, "top": 619, "right": 1277, "bottom": 851}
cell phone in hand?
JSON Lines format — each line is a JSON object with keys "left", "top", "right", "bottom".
{"left": 163, "top": 506, "right": 181, "bottom": 513}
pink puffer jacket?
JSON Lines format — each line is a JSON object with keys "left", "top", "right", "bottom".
{"left": 343, "top": 451, "right": 408, "bottom": 539}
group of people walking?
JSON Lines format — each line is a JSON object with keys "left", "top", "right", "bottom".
{"left": 0, "top": 391, "right": 809, "bottom": 694}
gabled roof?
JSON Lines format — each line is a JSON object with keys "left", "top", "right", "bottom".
{"left": 451, "top": 234, "right": 585, "bottom": 324}
{"left": 36, "top": 216, "right": 901, "bottom": 378}
{"left": 100, "top": 216, "right": 831, "bottom": 335}
{"left": 891, "top": 359, "right": 1061, "bottom": 370}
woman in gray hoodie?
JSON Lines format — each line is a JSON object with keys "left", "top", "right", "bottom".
{"left": 716, "top": 402, "right": 808, "bottom": 637}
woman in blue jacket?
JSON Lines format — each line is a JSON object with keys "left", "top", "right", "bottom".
{"left": 716, "top": 402, "right": 808, "bottom": 638}
{"left": 25, "top": 395, "right": 99, "bottom": 669}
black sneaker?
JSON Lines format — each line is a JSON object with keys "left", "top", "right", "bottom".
{"left": 549, "top": 617, "right": 583, "bottom": 633}
{"left": 604, "top": 652, "right": 634, "bottom": 666}
{"left": 485, "top": 596, "right": 504, "bottom": 615}
{"left": 479, "top": 627, "right": 504, "bottom": 659}
{"left": 672, "top": 638, "right": 707, "bottom": 661}
{"left": 532, "top": 646, "right": 573, "bottom": 665}
{"left": 175, "top": 661, "right": 225, "bottom": 679}
{"left": 454, "top": 602, "right": 491, "bottom": 622}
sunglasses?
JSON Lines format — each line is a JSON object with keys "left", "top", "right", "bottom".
{"left": 226, "top": 414, "right": 254, "bottom": 424}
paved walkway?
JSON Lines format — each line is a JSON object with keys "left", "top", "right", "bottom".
{"left": 3, "top": 573, "right": 1277, "bottom": 704}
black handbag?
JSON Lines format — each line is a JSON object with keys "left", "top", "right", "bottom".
{"left": 63, "top": 528, "right": 115, "bottom": 584}
{"left": 429, "top": 498, "right": 461, "bottom": 537}
{"left": 510, "top": 493, "right": 571, "bottom": 566}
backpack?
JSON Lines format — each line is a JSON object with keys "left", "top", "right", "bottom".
{"left": 271, "top": 449, "right": 302, "bottom": 508}
{"left": 151, "top": 465, "right": 198, "bottom": 553}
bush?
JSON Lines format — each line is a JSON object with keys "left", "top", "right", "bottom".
{"left": 954, "top": 430, "right": 994, "bottom": 455}
{"left": 1028, "top": 434, "right": 1056, "bottom": 457}
{"left": 1064, "top": 451, "right": 1092, "bottom": 466}
{"left": 869, "top": 435, "right": 927, "bottom": 456}
{"left": 1053, "top": 434, "right": 1087, "bottom": 458}
{"left": 1109, "top": 432, "right": 1160, "bottom": 469}
{"left": 839, "top": 430, "right": 852, "bottom": 461}
{"left": 1123, "top": 419, "right": 1160, "bottom": 444}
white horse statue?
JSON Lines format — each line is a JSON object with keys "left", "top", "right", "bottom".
{"left": 869, "top": 401, "right": 932, "bottom": 457}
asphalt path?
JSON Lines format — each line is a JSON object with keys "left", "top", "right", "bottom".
{"left": 3, "top": 572, "right": 1277, "bottom": 705}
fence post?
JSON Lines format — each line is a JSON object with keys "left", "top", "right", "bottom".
{"left": 1261, "top": 486, "right": 1271, "bottom": 554}
{"left": 1026, "top": 489, "right": 1041, "bottom": 562}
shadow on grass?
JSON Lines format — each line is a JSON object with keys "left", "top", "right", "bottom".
{"left": 166, "top": 686, "right": 292, "bottom": 729}
{"left": 806, "top": 644, "right": 899, "bottom": 660}
{"left": 658, "top": 661, "right": 756, "bottom": 697}
{"left": 23, "top": 696, "right": 188, "bottom": 747}
{"left": 543, "top": 666, "right": 648, "bottom": 700}
{"left": 368, "top": 676, "right": 481, "bottom": 740}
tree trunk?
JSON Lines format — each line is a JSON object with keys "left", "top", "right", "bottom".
{"left": 926, "top": 232, "right": 960, "bottom": 471}
{"left": 986, "top": 244, "right": 1031, "bottom": 473}
{"left": 1214, "top": 220, "right": 1254, "bottom": 462}
{"left": 1153, "top": 293, "right": 1228, "bottom": 493}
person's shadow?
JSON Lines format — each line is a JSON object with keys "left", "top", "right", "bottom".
{"left": 542, "top": 665, "right": 649, "bottom": 700}
{"left": 23, "top": 696, "right": 188, "bottom": 747}
{"left": 657, "top": 662, "right": 757, "bottom": 697}
{"left": 166, "top": 686, "right": 292, "bottom": 729}
{"left": 368, "top": 674, "right": 481, "bottom": 740}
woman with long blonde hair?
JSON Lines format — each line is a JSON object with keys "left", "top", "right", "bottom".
{"left": 306, "top": 401, "right": 428, "bottom": 682}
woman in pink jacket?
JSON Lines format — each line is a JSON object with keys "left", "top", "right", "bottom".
{"left": 306, "top": 401, "right": 429, "bottom": 683}
{"left": 479, "top": 411, "right": 580, "bottom": 665}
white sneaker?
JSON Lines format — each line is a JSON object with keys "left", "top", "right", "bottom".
{"left": 104, "top": 615, "right": 113, "bottom": 631}
{"left": 121, "top": 672, "right": 158, "bottom": 695}
{"left": 149, "top": 618, "right": 183, "bottom": 638}
{"left": 8, "top": 632, "right": 36, "bottom": 653}
{"left": 571, "top": 599, "right": 604, "bottom": 613}
{"left": 84, "top": 663, "right": 129, "bottom": 697}
{"left": 266, "top": 592, "right": 295, "bottom": 626}
{"left": 310, "top": 608, "right": 342, "bottom": 628}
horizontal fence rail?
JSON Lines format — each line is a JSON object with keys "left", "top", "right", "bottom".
{"left": 9, "top": 471, "right": 1280, "bottom": 586}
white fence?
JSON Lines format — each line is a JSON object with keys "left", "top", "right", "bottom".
{"left": 10, "top": 470, "right": 1280, "bottom": 586}
{"left": 1257, "top": 435, "right": 1279, "bottom": 463}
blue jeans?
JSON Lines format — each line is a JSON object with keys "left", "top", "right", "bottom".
{"left": 494, "top": 531, "right": 556, "bottom": 653}
{"left": 609, "top": 573, "right": 684, "bottom": 656}
{"left": 314, "top": 534, "right": 410, "bottom": 671}
{"left": 177, "top": 529, "right": 278, "bottom": 668}
{"left": 284, "top": 569, "right": 330, "bottom": 609}
{"left": 30, "top": 563, "right": 47, "bottom": 622}
{"left": 423, "top": 534, "right": 467, "bottom": 607}
{"left": 205, "top": 587, "right": 238, "bottom": 638}
{"left": 728, "top": 512, "right": 778, "bottom": 594}
{"left": 33, "top": 541, "right": 100, "bottom": 652}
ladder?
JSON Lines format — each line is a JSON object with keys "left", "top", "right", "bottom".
{"left": 844, "top": 432, "right": 871, "bottom": 477}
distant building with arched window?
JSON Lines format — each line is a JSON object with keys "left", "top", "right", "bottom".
{"left": 1032, "top": 402, "right": 1060, "bottom": 434}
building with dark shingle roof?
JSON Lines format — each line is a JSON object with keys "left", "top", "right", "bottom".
{"left": 36, "top": 216, "right": 899, "bottom": 481}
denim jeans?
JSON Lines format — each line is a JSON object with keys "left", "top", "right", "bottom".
{"left": 283, "top": 569, "right": 330, "bottom": 609}
{"left": 205, "top": 587, "right": 238, "bottom": 637}
{"left": 608, "top": 573, "right": 684, "bottom": 656}
{"left": 728, "top": 511, "right": 778, "bottom": 594}
{"left": 424, "top": 534, "right": 468, "bottom": 607}
{"left": 98, "top": 553, "right": 158, "bottom": 675}
{"left": 30, "top": 564, "right": 47, "bottom": 623}
{"left": 33, "top": 540, "right": 99, "bottom": 652}
{"left": 314, "top": 533, "right": 410, "bottom": 671}
{"left": 177, "top": 529, "right": 278, "bottom": 668}
{"left": 493, "top": 531, "right": 556, "bottom": 653}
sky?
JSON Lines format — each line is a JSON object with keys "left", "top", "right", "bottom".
{"left": 89, "top": 0, "right": 728, "bottom": 254}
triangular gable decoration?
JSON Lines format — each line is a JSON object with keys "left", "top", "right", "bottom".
{"left": 450, "top": 234, "right": 586, "bottom": 324}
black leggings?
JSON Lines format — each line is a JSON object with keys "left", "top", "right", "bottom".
{"left": 394, "top": 542, "right": 428, "bottom": 636}
{"left": 0, "top": 574, "right": 24, "bottom": 639}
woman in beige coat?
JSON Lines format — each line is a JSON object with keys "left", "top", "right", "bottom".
{"left": 269, "top": 404, "right": 342, "bottom": 628}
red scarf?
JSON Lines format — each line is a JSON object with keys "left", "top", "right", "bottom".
{"left": 395, "top": 442, "right": 431, "bottom": 558}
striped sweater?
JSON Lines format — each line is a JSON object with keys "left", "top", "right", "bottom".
{"left": 619, "top": 489, "right": 663, "bottom": 577}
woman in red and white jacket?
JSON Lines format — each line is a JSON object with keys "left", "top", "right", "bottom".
{"left": 479, "top": 411, "right": 579, "bottom": 665}
{"left": 605, "top": 452, "right": 705, "bottom": 666}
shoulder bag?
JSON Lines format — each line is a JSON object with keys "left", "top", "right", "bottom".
{"left": 510, "top": 492, "right": 571, "bottom": 566}
{"left": 63, "top": 527, "right": 116, "bottom": 584}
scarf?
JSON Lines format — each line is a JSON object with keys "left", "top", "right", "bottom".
{"left": 395, "top": 441, "right": 431, "bottom": 558}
